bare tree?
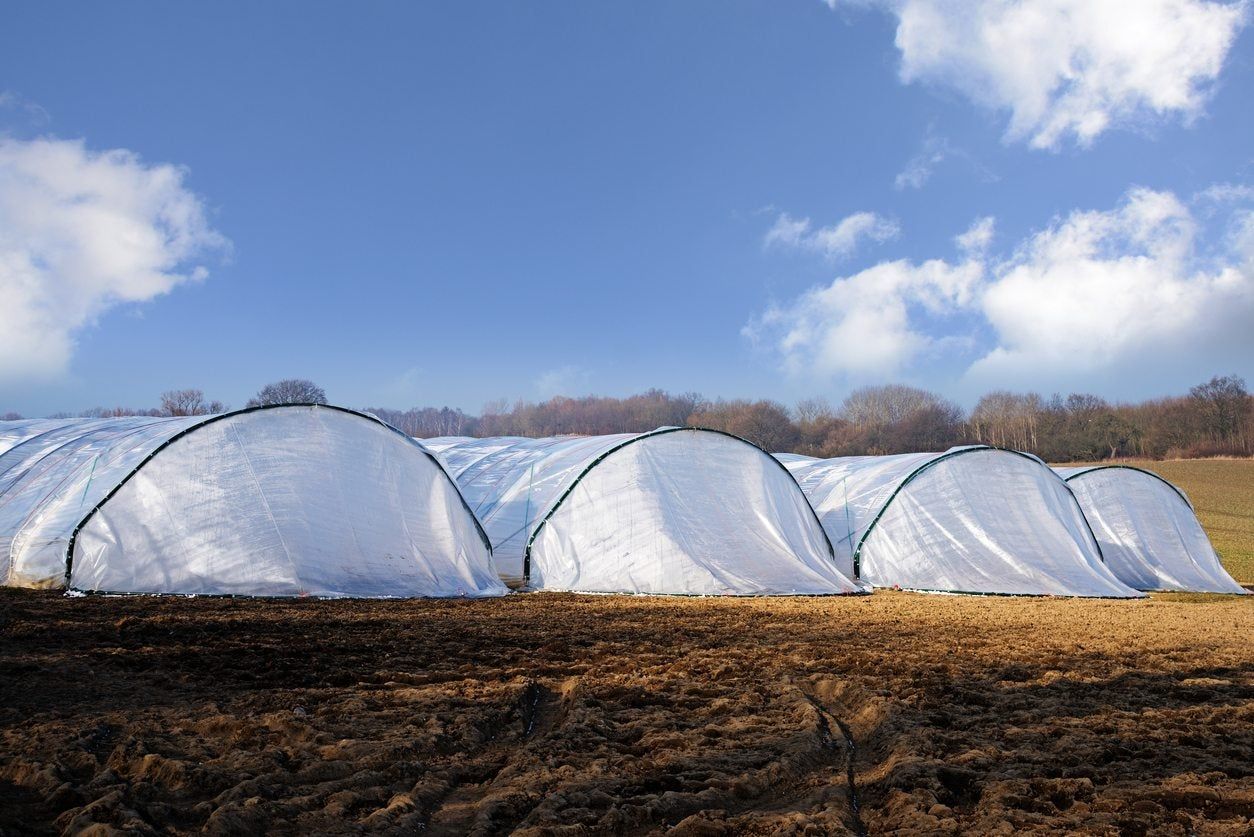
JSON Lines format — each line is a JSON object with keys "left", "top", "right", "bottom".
{"left": 1, "top": 412, "right": 23, "bottom": 421}
{"left": 160, "top": 389, "right": 225, "bottom": 417}
{"left": 367, "top": 406, "right": 477, "bottom": 437}
{"left": 794, "top": 398, "right": 835, "bottom": 425}
{"left": 470, "top": 391, "right": 707, "bottom": 438}
{"left": 840, "top": 384, "right": 959, "bottom": 429}
{"left": 687, "top": 399, "right": 800, "bottom": 452}
{"left": 81, "top": 406, "right": 162, "bottom": 418}
{"left": 246, "top": 379, "right": 328, "bottom": 408}
{"left": 970, "top": 391, "right": 1042, "bottom": 451}
{"left": 1190, "top": 375, "right": 1250, "bottom": 448}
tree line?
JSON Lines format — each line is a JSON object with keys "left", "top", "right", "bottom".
{"left": 5, "top": 375, "right": 1250, "bottom": 462}
{"left": 3, "top": 379, "right": 328, "bottom": 421}
{"left": 371, "top": 375, "right": 1253, "bottom": 462}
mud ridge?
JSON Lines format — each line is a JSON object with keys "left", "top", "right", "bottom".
{"left": 800, "top": 690, "right": 867, "bottom": 837}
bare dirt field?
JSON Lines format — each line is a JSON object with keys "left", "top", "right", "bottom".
{"left": 1, "top": 589, "right": 1250, "bottom": 836}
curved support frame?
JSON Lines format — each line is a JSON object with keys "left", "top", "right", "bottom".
{"left": 850, "top": 446, "right": 1106, "bottom": 578}
{"left": 63, "top": 403, "right": 493, "bottom": 588}
{"left": 1060, "top": 464, "right": 1194, "bottom": 510}
{"left": 520, "top": 426, "right": 839, "bottom": 584}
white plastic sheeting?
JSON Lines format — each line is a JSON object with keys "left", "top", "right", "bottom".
{"left": 1056, "top": 466, "right": 1247, "bottom": 594}
{"left": 0, "top": 407, "right": 505, "bottom": 598}
{"left": 779, "top": 446, "right": 1144, "bottom": 597}
{"left": 430, "top": 428, "right": 864, "bottom": 595}
{"left": 0, "top": 416, "right": 200, "bottom": 585}
{"left": 0, "top": 419, "right": 84, "bottom": 458}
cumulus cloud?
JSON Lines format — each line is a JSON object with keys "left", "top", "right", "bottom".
{"left": 955, "top": 216, "right": 996, "bottom": 255}
{"left": 746, "top": 221, "right": 985, "bottom": 378}
{"left": 832, "top": 0, "right": 1248, "bottom": 149}
{"left": 0, "top": 136, "right": 227, "bottom": 384}
{"left": 971, "top": 188, "right": 1254, "bottom": 382}
{"left": 750, "top": 188, "right": 1254, "bottom": 386}
{"left": 764, "top": 210, "right": 900, "bottom": 259}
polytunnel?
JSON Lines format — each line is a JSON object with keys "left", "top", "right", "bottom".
{"left": 0, "top": 405, "right": 506, "bottom": 598}
{"left": 424, "top": 427, "right": 865, "bottom": 595}
{"left": 1056, "top": 465, "right": 1247, "bottom": 594}
{"left": 778, "top": 446, "right": 1144, "bottom": 597}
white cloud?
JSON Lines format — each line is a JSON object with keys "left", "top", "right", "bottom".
{"left": 0, "top": 91, "right": 51, "bottom": 125}
{"left": 0, "top": 136, "right": 228, "bottom": 384}
{"left": 894, "top": 133, "right": 999, "bottom": 190}
{"left": 746, "top": 237, "right": 984, "bottom": 378}
{"left": 971, "top": 187, "right": 1254, "bottom": 382}
{"left": 833, "top": 0, "right": 1248, "bottom": 149}
{"left": 956, "top": 216, "right": 996, "bottom": 255}
{"left": 894, "top": 133, "right": 953, "bottom": 190}
{"left": 751, "top": 189, "right": 1254, "bottom": 387}
{"left": 764, "top": 210, "right": 900, "bottom": 259}
{"left": 1195, "top": 182, "right": 1254, "bottom": 205}
{"left": 763, "top": 213, "right": 811, "bottom": 249}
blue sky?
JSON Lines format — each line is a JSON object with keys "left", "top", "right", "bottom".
{"left": 2, "top": 1, "right": 1252, "bottom": 417}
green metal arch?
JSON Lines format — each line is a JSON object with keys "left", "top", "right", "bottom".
{"left": 520, "top": 426, "right": 839, "bottom": 584}
{"left": 1060, "top": 464, "right": 1193, "bottom": 511}
{"left": 63, "top": 403, "right": 493, "bottom": 589}
{"left": 849, "top": 445, "right": 1106, "bottom": 577}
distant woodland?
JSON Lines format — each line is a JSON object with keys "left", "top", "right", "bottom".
{"left": 6, "top": 375, "right": 1251, "bottom": 463}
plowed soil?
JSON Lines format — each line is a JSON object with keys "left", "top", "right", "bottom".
{"left": 1, "top": 588, "right": 1251, "bottom": 836}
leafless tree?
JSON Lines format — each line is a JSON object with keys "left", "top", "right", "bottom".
{"left": 367, "top": 406, "right": 476, "bottom": 437}
{"left": 160, "top": 389, "right": 225, "bottom": 417}
{"left": 840, "top": 384, "right": 959, "bottom": 429}
{"left": 1190, "top": 375, "right": 1250, "bottom": 448}
{"left": 81, "top": 406, "right": 162, "bottom": 418}
{"left": 688, "top": 399, "right": 800, "bottom": 452}
{"left": 970, "top": 391, "right": 1043, "bottom": 451}
{"left": 794, "top": 397, "right": 835, "bottom": 425}
{"left": 246, "top": 379, "right": 328, "bottom": 408}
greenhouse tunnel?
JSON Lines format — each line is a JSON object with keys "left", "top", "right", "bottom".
{"left": 424, "top": 427, "right": 866, "bottom": 595}
{"left": 0, "top": 405, "right": 505, "bottom": 598}
{"left": 779, "top": 446, "right": 1144, "bottom": 597}
{"left": 1056, "top": 465, "right": 1246, "bottom": 594}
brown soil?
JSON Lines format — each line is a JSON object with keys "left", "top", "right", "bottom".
{"left": 0, "top": 588, "right": 1251, "bottom": 836}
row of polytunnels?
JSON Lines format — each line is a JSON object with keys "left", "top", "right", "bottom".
{"left": 0, "top": 404, "right": 1246, "bottom": 598}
